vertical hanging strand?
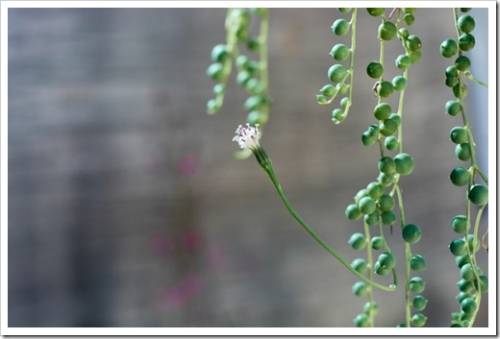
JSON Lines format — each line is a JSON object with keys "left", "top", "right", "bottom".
{"left": 316, "top": 8, "right": 358, "bottom": 124}
{"left": 441, "top": 7, "right": 488, "bottom": 328}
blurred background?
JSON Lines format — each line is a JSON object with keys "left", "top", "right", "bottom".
{"left": 8, "top": 8, "right": 488, "bottom": 327}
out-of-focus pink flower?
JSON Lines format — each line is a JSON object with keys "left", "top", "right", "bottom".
{"left": 181, "top": 229, "right": 201, "bottom": 251}
{"left": 177, "top": 154, "right": 199, "bottom": 176}
{"left": 162, "top": 273, "right": 202, "bottom": 308}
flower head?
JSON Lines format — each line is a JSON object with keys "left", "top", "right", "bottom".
{"left": 232, "top": 123, "right": 261, "bottom": 151}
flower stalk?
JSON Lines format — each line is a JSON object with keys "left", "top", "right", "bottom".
{"left": 233, "top": 124, "right": 397, "bottom": 293}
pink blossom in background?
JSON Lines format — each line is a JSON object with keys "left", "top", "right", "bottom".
{"left": 177, "top": 154, "right": 199, "bottom": 176}
{"left": 181, "top": 229, "right": 202, "bottom": 251}
{"left": 151, "top": 229, "right": 203, "bottom": 257}
{"left": 161, "top": 273, "right": 202, "bottom": 308}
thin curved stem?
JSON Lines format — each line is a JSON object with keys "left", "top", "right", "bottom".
{"left": 475, "top": 166, "right": 489, "bottom": 184}
{"left": 467, "top": 206, "right": 485, "bottom": 327}
{"left": 452, "top": 9, "right": 487, "bottom": 89}
{"left": 481, "top": 230, "right": 489, "bottom": 250}
{"left": 465, "top": 72, "right": 488, "bottom": 88}
{"left": 459, "top": 109, "right": 479, "bottom": 167}
{"left": 254, "top": 149, "right": 397, "bottom": 292}
{"left": 473, "top": 207, "right": 486, "bottom": 252}
{"left": 388, "top": 8, "right": 400, "bottom": 20}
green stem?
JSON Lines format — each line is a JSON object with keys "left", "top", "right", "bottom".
{"left": 459, "top": 109, "right": 479, "bottom": 167}
{"left": 363, "top": 221, "right": 376, "bottom": 326}
{"left": 481, "top": 230, "right": 489, "bottom": 250}
{"left": 465, "top": 172, "right": 472, "bottom": 242}
{"left": 322, "top": 10, "right": 358, "bottom": 113}
{"left": 475, "top": 166, "right": 489, "bottom": 184}
{"left": 259, "top": 9, "right": 269, "bottom": 92}
{"left": 395, "top": 185, "right": 413, "bottom": 327}
{"left": 453, "top": 9, "right": 461, "bottom": 51}
{"left": 377, "top": 220, "right": 389, "bottom": 253}
{"left": 452, "top": 9, "right": 487, "bottom": 89}
{"left": 378, "top": 220, "right": 398, "bottom": 288}
{"left": 395, "top": 15, "right": 410, "bottom": 153}
{"left": 467, "top": 206, "right": 485, "bottom": 327}
{"left": 404, "top": 243, "right": 412, "bottom": 326}
{"left": 345, "top": 9, "right": 358, "bottom": 115}
{"left": 391, "top": 16, "right": 414, "bottom": 327}
{"left": 255, "top": 149, "right": 397, "bottom": 292}
{"left": 377, "top": 31, "right": 385, "bottom": 106}
{"left": 378, "top": 139, "right": 385, "bottom": 157}
{"left": 451, "top": 8, "right": 488, "bottom": 326}
{"left": 473, "top": 207, "right": 486, "bottom": 249}
{"left": 375, "top": 25, "right": 386, "bottom": 149}
{"left": 465, "top": 72, "right": 488, "bottom": 88}
{"left": 210, "top": 9, "right": 241, "bottom": 114}
{"left": 397, "top": 69, "right": 409, "bottom": 153}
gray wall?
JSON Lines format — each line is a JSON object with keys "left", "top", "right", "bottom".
{"left": 8, "top": 8, "right": 488, "bottom": 327}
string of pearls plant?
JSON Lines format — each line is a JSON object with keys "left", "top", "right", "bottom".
{"left": 316, "top": 8, "right": 358, "bottom": 124}
{"left": 206, "top": 7, "right": 488, "bottom": 328}
{"left": 207, "top": 7, "right": 398, "bottom": 294}
{"left": 326, "top": 8, "right": 427, "bottom": 327}
{"left": 206, "top": 8, "right": 270, "bottom": 159}
{"left": 440, "top": 8, "right": 488, "bottom": 328}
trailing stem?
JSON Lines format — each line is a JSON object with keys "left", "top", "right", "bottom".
{"left": 442, "top": 8, "right": 488, "bottom": 327}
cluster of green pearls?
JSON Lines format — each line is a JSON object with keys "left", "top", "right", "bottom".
{"left": 345, "top": 183, "right": 394, "bottom": 227}
{"left": 347, "top": 178, "right": 402, "bottom": 328}
{"left": 400, "top": 218, "right": 428, "bottom": 327}
{"left": 344, "top": 8, "right": 427, "bottom": 327}
{"left": 395, "top": 9, "right": 427, "bottom": 328}
{"left": 206, "top": 9, "right": 248, "bottom": 114}
{"left": 204, "top": 6, "right": 490, "bottom": 329}
{"left": 206, "top": 44, "right": 231, "bottom": 114}
{"left": 441, "top": 9, "right": 476, "bottom": 99}
{"left": 316, "top": 8, "right": 357, "bottom": 125}
{"left": 361, "top": 9, "right": 419, "bottom": 192}
{"left": 237, "top": 53, "right": 270, "bottom": 126}
{"left": 401, "top": 221, "right": 428, "bottom": 328}
{"left": 449, "top": 244, "right": 488, "bottom": 327}
{"left": 347, "top": 180, "right": 387, "bottom": 327}
{"left": 206, "top": 9, "right": 270, "bottom": 127}
{"left": 365, "top": 8, "right": 427, "bottom": 328}
{"left": 442, "top": 8, "right": 489, "bottom": 328}
{"left": 443, "top": 10, "right": 488, "bottom": 205}
{"left": 362, "top": 14, "right": 421, "bottom": 152}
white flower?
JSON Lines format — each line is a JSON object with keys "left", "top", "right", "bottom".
{"left": 232, "top": 123, "right": 261, "bottom": 151}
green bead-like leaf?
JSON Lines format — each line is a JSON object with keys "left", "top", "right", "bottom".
{"left": 394, "top": 153, "right": 415, "bottom": 176}
{"left": 402, "top": 224, "right": 422, "bottom": 244}
{"left": 408, "top": 276, "right": 425, "bottom": 293}
{"left": 468, "top": 185, "right": 488, "bottom": 206}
